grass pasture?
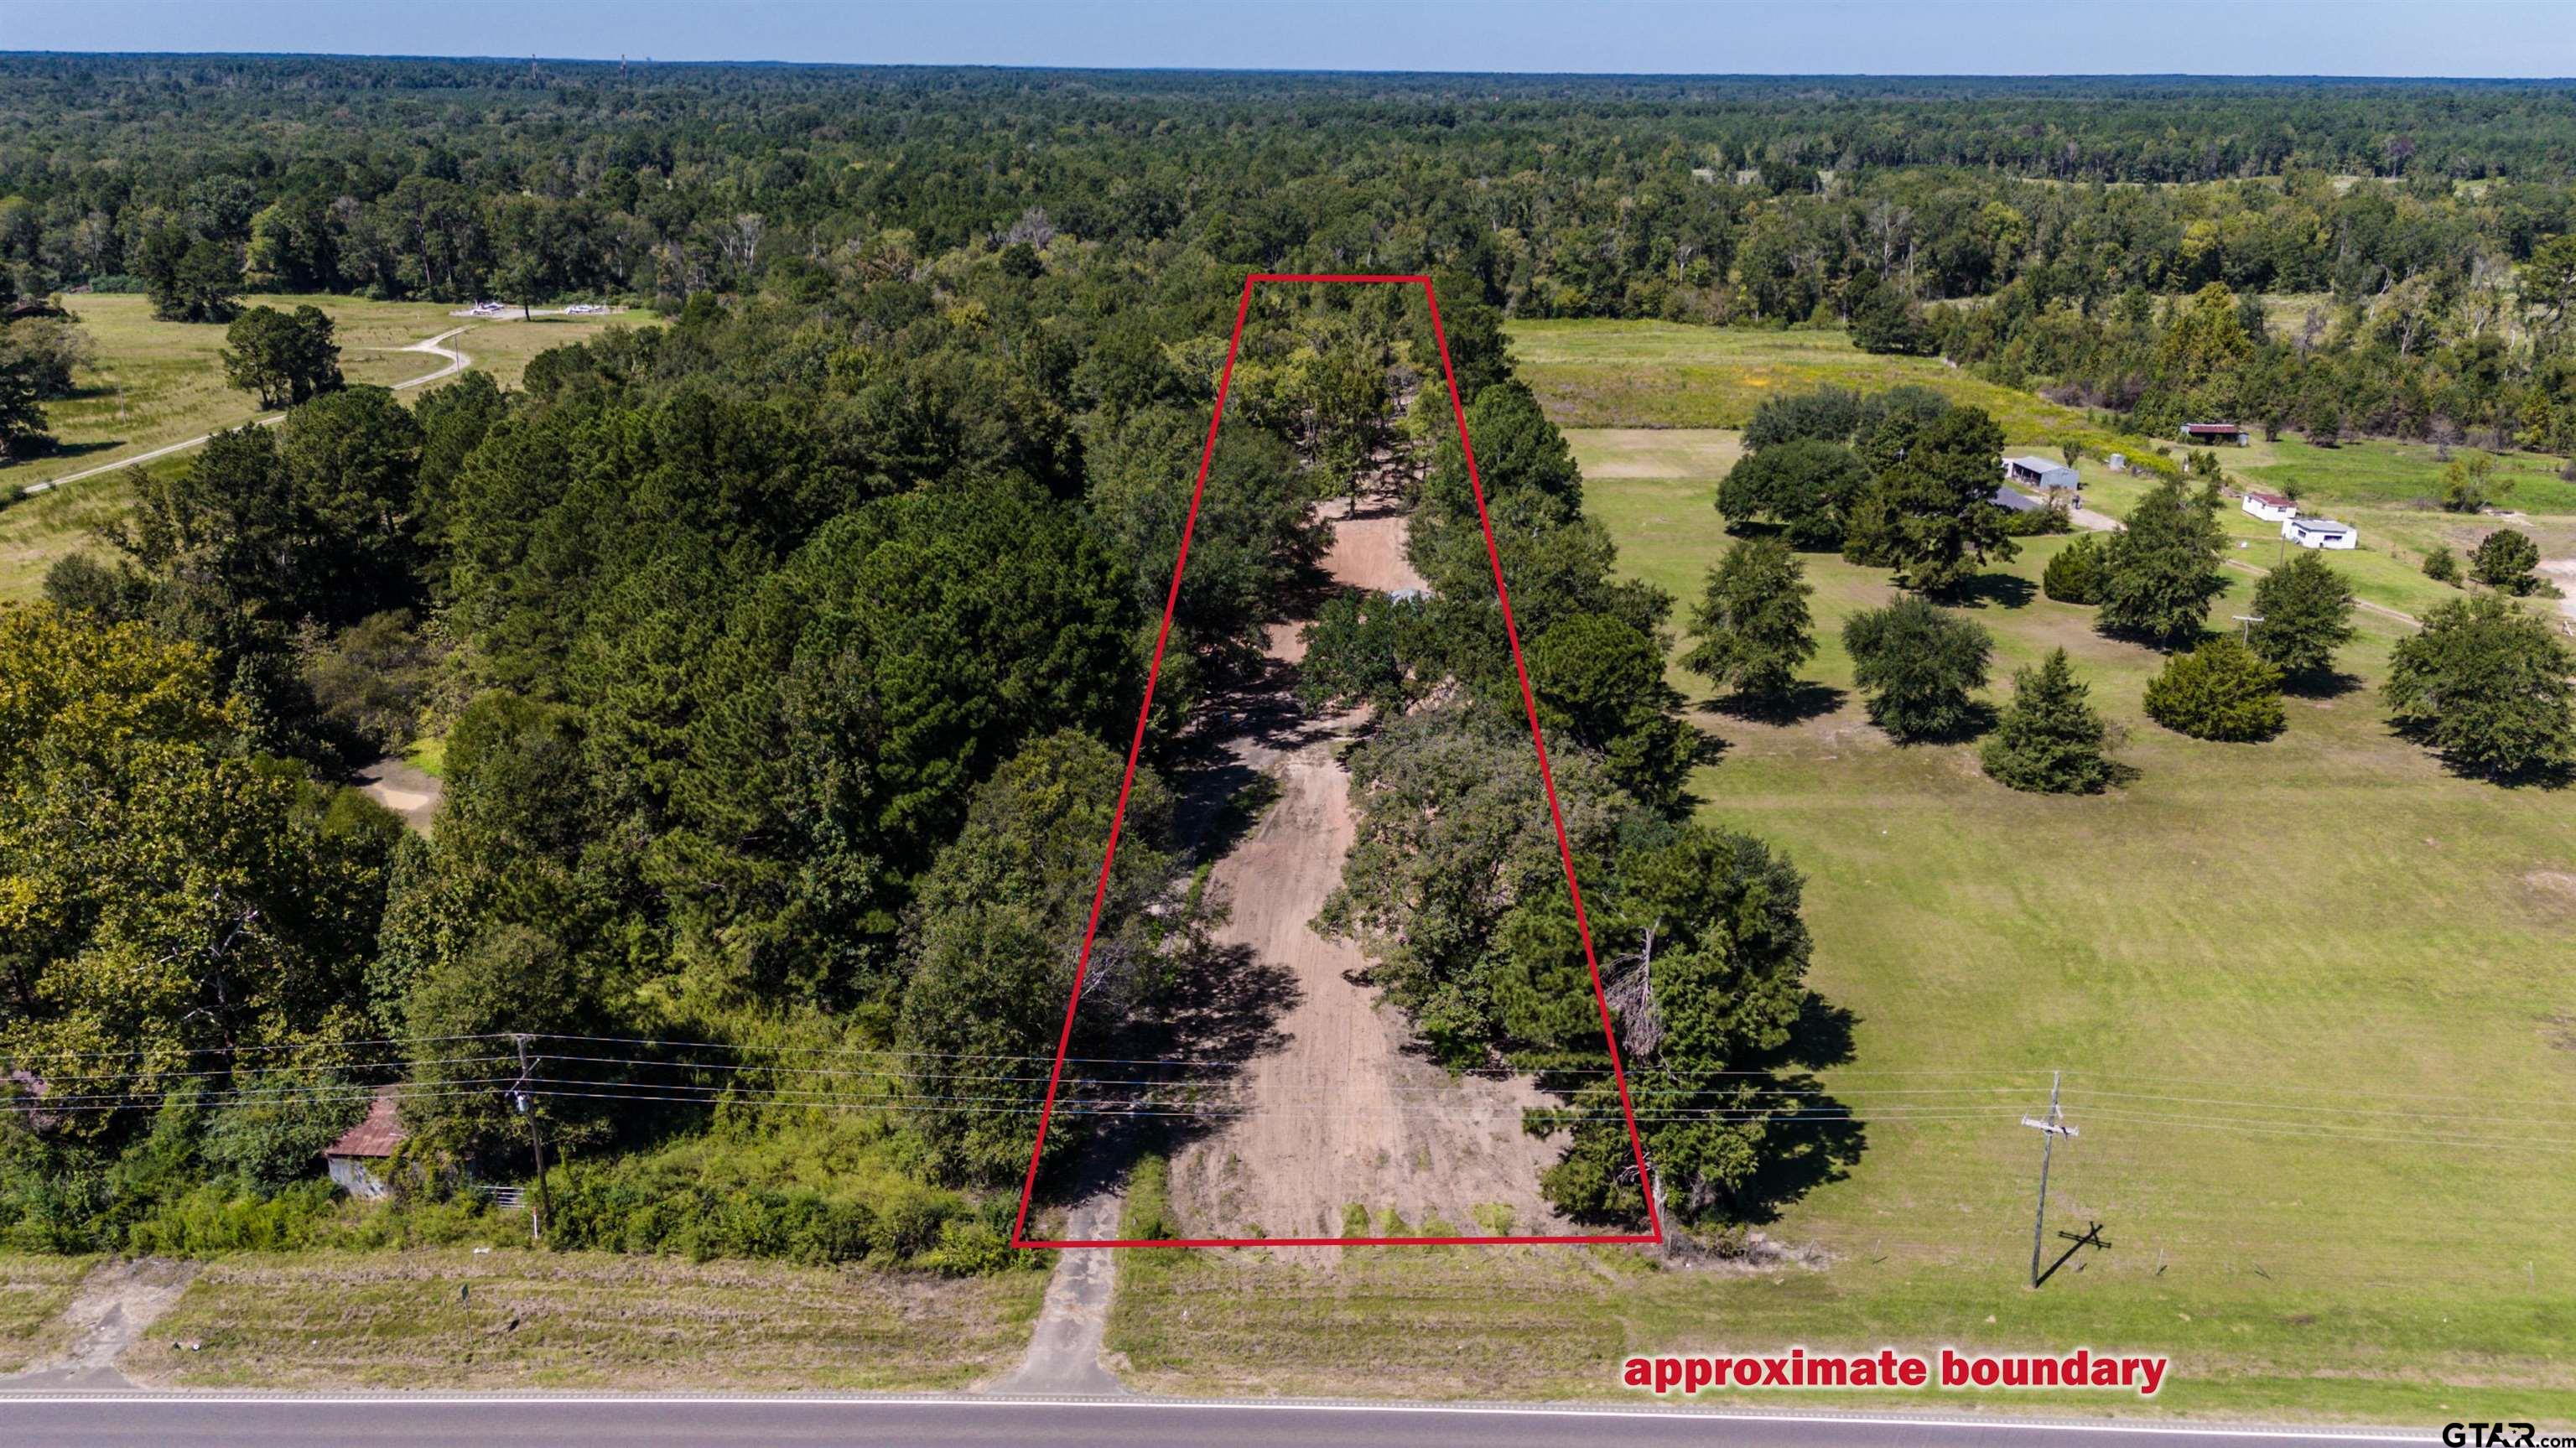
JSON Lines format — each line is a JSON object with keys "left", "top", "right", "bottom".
{"left": 0, "top": 1254, "right": 94, "bottom": 1373}
{"left": 0, "top": 293, "right": 630, "bottom": 600}
{"left": 1112, "top": 393, "right": 2576, "bottom": 1425}
{"left": 1509, "top": 320, "right": 2124, "bottom": 447}
{"left": 1597, "top": 424, "right": 2576, "bottom": 1418}
{"left": 120, "top": 1249, "right": 1043, "bottom": 1390}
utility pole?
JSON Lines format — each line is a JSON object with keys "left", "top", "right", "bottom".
{"left": 511, "top": 1035, "right": 552, "bottom": 1242}
{"left": 2232, "top": 613, "right": 2265, "bottom": 644}
{"left": 2021, "top": 1070, "right": 2079, "bottom": 1289}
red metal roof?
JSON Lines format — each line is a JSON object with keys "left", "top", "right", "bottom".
{"left": 2245, "top": 490, "right": 2293, "bottom": 506}
{"left": 2182, "top": 422, "right": 2246, "bottom": 434}
{"left": 324, "top": 1091, "right": 408, "bottom": 1159}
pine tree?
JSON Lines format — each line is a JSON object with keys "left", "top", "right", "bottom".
{"left": 2470, "top": 528, "right": 2542, "bottom": 594}
{"left": 1981, "top": 648, "right": 2116, "bottom": 793}
{"left": 2143, "top": 636, "right": 2285, "bottom": 741}
{"left": 2099, "top": 475, "right": 2227, "bottom": 646}
{"left": 2247, "top": 551, "right": 2357, "bottom": 682}
{"left": 1682, "top": 537, "right": 1816, "bottom": 703}
{"left": 2041, "top": 532, "right": 2107, "bottom": 604}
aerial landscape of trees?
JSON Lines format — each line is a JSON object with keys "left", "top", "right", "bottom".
{"left": 1, "top": 54, "right": 2572, "bottom": 1264}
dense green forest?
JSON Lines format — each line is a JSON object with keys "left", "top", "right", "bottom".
{"left": 3, "top": 57, "right": 2574, "bottom": 1261}
{"left": 7, "top": 60, "right": 2576, "bottom": 451}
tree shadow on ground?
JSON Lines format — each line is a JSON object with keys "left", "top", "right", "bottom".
{"left": 2281, "top": 668, "right": 2365, "bottom": 701}
{"left": 1708, "top": 682, "right": 1849, "bottom": 726}
{"left": 1053, "top": 937, "right": 1305, "bottom": 1208}
{"left": 1717, "top": 993, "right": 1869, "bottom": 1225}
{"left": 1945, "top": 571, "right": 2038, "bottom": 610}
{"left": 2383, "top": 718, "right": 2574, "bottom": 791}
{"left": 13, "top": 438, "right": 124, "bottom": 468}
{"left": 1884, "top": 698, "right": 1998, "bottom": 746}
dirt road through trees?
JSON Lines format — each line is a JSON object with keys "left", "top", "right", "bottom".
{"left": 1164, "top": 497, "right": 1570, "bottom": 1248}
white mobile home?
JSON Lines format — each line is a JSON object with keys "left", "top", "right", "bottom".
{"left": 2241, "top": 490, "right": 2298, "bottom": 523}
{"left": 2283, "top": 516, "right": 2357, "bottom": 550}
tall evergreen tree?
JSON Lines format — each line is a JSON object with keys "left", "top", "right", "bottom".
{"left": 2099, "top": 475, "right": 2227, "bottom": 646}
{"left": 2247, "top": 552, "right": 2358, "bottom": 682}
{"left": 1682, "top": 537, "right": 1816, "bottom": 703}
{"left": 1981, "top": 648, "right": 2116, "bottom": 793}
{"left": 1842, "top": 404, "right": 2017, "bottom": 594}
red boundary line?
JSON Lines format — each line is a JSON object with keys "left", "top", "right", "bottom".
{"left": 1011, "top": 272, "right": 1663, "bottom": 1249}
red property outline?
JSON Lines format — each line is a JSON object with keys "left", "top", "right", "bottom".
{"left": 1011, "top": 273, "right": 1662, "bottom": 1249}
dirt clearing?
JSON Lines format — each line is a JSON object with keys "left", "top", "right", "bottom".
{"left": 3, "top": 1256, "right": 196, "bottom": 1387}
{"left": 1161, "top": 496, "right": 1571, "bottom": 1251}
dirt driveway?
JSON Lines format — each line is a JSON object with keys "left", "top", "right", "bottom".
{"left": 1164, "top": 497, "right": 1571, "bottom": 1250}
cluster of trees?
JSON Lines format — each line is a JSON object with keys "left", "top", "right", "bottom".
{"left": 11, "top": 59, "right": 2576, "bottom": 459}
{"left": 8, "top": 53, "right": 2569, "bottom": 1257}
{"left": 1716, "top": 385, "right": 2019, "bottom": 589}
{"left": 3, "top": 196, "right": 1419, "bottom": 1252}
{"left": 1701, "top": 380, "right": 2572, "bottom": 787}
{"left": 1302, "top": 355, "right": 1848, "bottom": 1232}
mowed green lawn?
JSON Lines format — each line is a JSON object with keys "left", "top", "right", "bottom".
{"left": 0, "top": 293, "right": 628, "bottom": 599}
{"left": 1114, "top": 371, "right": 2576, "bottom": 1423}
{"left": 1590, "top": 432, "right": 2576, "bottom": 1418}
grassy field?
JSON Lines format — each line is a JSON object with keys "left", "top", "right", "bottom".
{"left": 1109, "top": 384, "right": 2576, "bottom": 1423}
{"left": 1509, "top": 320, "right": 2129, "bottom": 447}
{"left": 0, "top": 1255, "right": 95, "bottom": 1373}
{"left": 2071, "top": 435, "right": 2576, "bottom": 624}
{"left": 0, "top": 293, "right": 629, "bottom": 601}
{"left": 1509, "top": 318, "right": 2572, "bottom": 624}
{"left": 119, "top": 1249, "right": 1044, "bottom": 1390}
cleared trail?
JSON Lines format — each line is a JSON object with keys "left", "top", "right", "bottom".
{"left": 17, "top": 325, "right": 472, "bottom": 498}
{"left": 1164, "top": 496, "right": 1571, "bottom": 1249}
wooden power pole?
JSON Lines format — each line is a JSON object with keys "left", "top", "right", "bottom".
{"left": 511, "top": 1035, "right": 553, "bottom": 1241}
{"left": 2022, "top": 1070, "right": 2079, "bottom": 1288}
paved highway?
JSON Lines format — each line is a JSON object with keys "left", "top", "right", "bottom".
{"left": 0, "top": 1393, "right": 2431, "bottom": 1447}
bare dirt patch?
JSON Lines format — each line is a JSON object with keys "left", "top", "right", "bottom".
{"left": 355, "top": 755, "right": 443, "bottom": 835}
{"left": 1164, "top": 497, "right": 1567, "bottom": 1253}
{"left": 2540, "top": 559, "right": 2576, "bottom": 627}
{"left": 4, "top": 1255, "right": 196, "bottom": 1388}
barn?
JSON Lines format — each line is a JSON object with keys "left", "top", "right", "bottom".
{"left": 322, "top": 1090, "right": 408, "bottom": 1200}
{"left": 2002, "top": 456, "right": 2081, "bottom": 496}
{"left": 2180, "top": 422, "right": 2251, "bottom": 445}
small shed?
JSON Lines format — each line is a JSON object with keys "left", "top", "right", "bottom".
{"left": 2283, "top": 516, "right": 2357, "bottom": 551}
{"left": 323, "top": 1090, "right": 407, "bottom": 1200}
{"left": 2180, "top": 422, "right": 2251, "bottom": 445}
{"left": 1991, "top": 484, "right": 2047, "bottom": 514}
{"left": 2241, "top": 490, "right": 2298, "bottom": 522}
{"left": 2002, "top": 456, "right": 2081, "bottom": 495}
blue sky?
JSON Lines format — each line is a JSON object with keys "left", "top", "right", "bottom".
{"left": 9, "top": 1, "right": 2576, "bottom": 77}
